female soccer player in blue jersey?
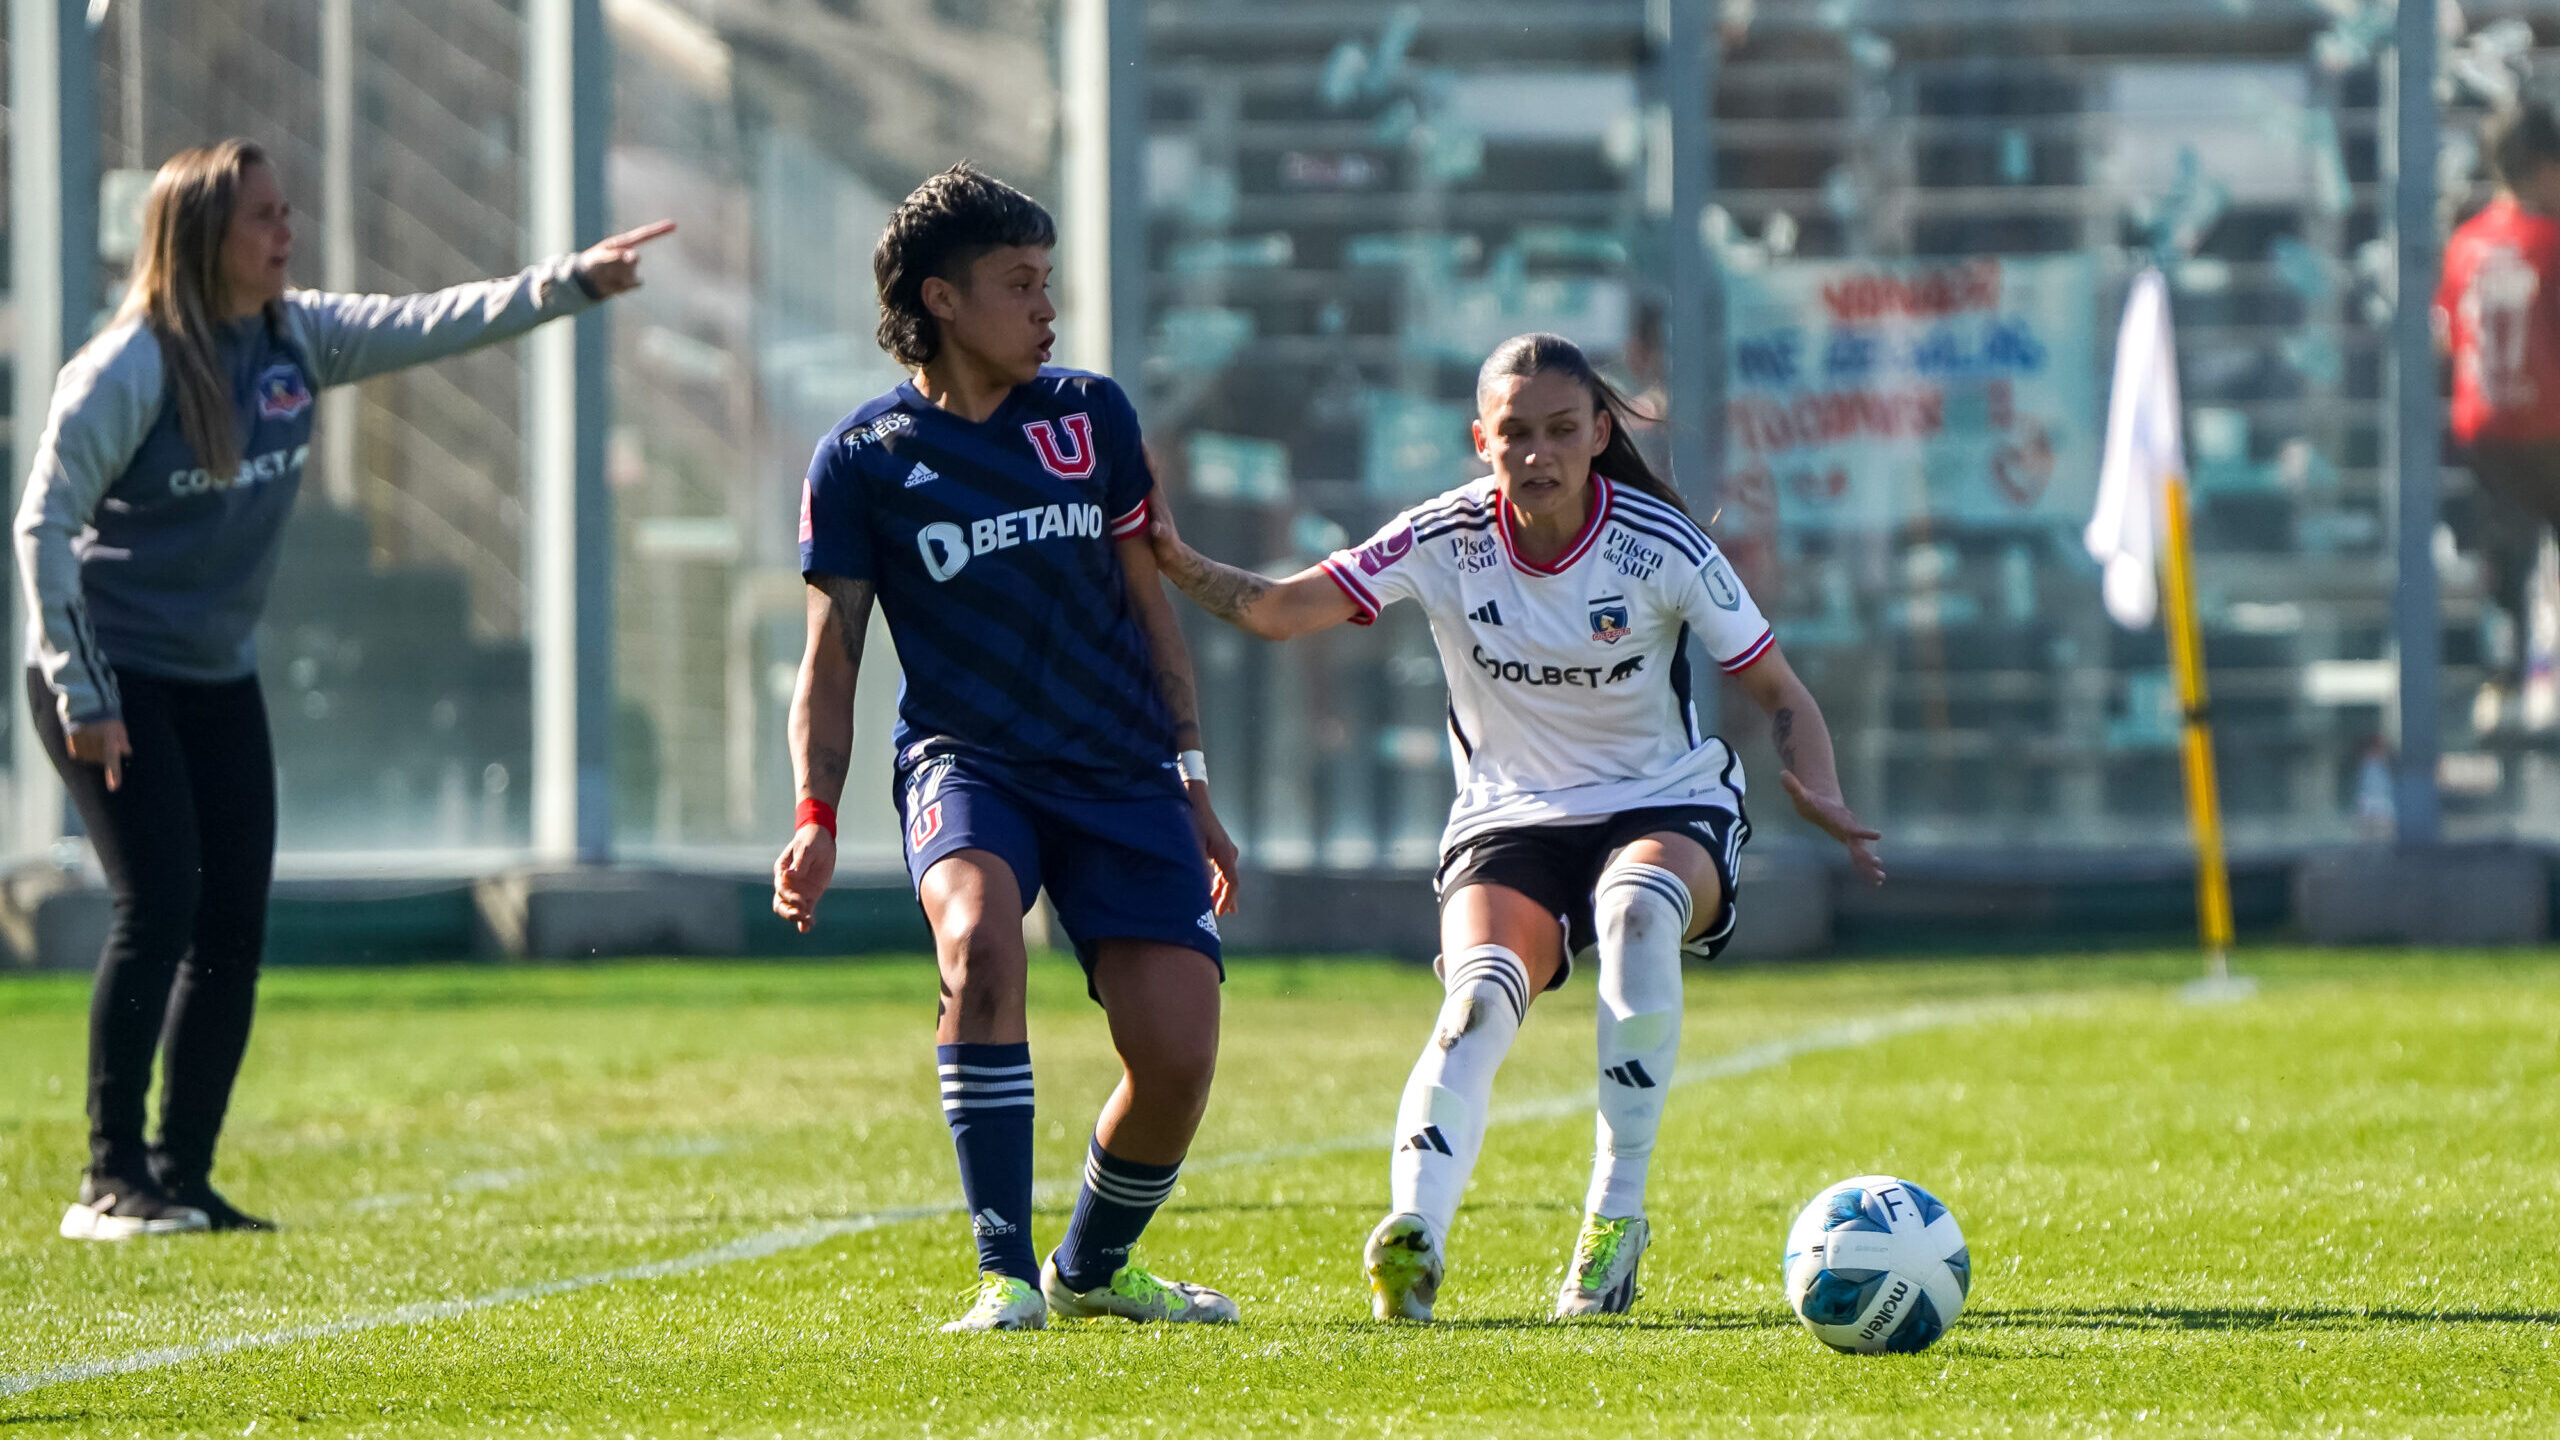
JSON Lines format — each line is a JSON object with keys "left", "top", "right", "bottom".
{"left": 1148, "top": 333, "right": 1884, "bottom": 1321}
{"left": 772, "top": 164, "right": 1242, "bottom": 1332}
{"left": 18, "top": 139, "right": 668, "bottom": 1239}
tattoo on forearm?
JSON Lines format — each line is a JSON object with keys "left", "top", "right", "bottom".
{"left": 1177, "top": 555, "right": 1275, "bottom": 626}
{"left": 809, "top": 742, "right": 848, "bottom": 801}
{"left": 1772, "top": 705, "right": 1799, "bottom": 773}
{"left": 1152, "top": 663, "right": 1203, "bottom": 752}
{"left": 796, "top": 576, "right": 872, "bottom": 803}
{"left": 1162, "top": 676, "right": 1198, "bottom": 743}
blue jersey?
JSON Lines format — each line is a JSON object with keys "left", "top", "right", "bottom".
{"left": 799, "top": 368, "right": 1172, "bottom": 791}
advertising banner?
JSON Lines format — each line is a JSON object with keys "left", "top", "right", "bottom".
{"left": 1722, "top": 254, "right": 2099, "bottom": 536}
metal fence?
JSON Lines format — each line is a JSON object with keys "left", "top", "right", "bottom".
{"left": 5, "top": 0, "right": 2553, "bottom": 878}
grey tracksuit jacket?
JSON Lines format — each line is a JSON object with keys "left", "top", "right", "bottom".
{"left": 13, "top": 256, "right": 599, "bottom": 728}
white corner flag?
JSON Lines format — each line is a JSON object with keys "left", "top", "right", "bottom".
{"left": 2085, "top": 267, "right": 2185, "bottom": 629}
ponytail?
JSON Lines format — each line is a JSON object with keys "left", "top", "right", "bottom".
{"left": 1475, "top": 331, "right": 1689, "bottom": 517}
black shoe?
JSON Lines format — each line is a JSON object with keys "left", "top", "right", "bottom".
{"left": 60, "top": 1171, "right": 211, "bottom": 1240}
{"left": 158, "top": 1177, "right": 276, "bottom": 1233}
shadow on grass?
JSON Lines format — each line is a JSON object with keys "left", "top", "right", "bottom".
{"left": 1164, "top": 1198, "right": 1580, "bottom": 1218}
{"left": 1289, "top": 1311, "right": 1801, "bottom": 1335}
{"left": 1973, "top": 1305, "right": 2560, "bottom": 1331}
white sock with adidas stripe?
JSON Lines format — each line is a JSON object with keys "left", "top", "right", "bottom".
{"left": 1388, "top": 943, "right": 1529, "bottom": 1240}
{"left": 1586, "top": 861, "right": 1690, "bottom": 1220}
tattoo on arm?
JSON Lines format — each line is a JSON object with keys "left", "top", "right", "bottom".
{"left": 1164, "top": 548, "right": 1275, "bottom": 627}
{"left": 1142, "top": 593, "right": 1205, "bottom": 751}
{"left": 1128, "top": 544, "right": 1210, "bottom": 748}
{"left": 797, "top": 575, "right": 873, "bottom": 804}
{"left": 817, "top": 575, "right": 875, "bottom": 671}
{"left": 808, "top": 742, "right": 849, "bottom": 802}
{"left": 1772, "top": 705, "right": 1799, "bottom": 773}
{"left": 1153, "top": 659, "right": 1203, "bottom": 752}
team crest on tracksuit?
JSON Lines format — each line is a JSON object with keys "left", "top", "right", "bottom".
{"left": 1588, "top": 596, "right": 1632, "bottom": 644}
{"left": 254, "top": 364, "right": 312, "bottom": 421}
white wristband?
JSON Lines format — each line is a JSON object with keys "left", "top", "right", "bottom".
{"left": 1177, "top": 749, "right": 1209, "bottom": 785}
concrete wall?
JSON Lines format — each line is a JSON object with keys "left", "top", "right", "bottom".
{"left": 3, "top": 845, "right": 2550, "bottom": 971}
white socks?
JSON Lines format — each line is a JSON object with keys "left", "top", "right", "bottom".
{"left": 1388, "top": 943, "right": 1530, "bottom": 1237}
{"left": 1586, "top": 862, "right": 1690, "bottom": 1220}
{"left": 1387, "top": 865, "right": 1689, "bottom": 1239}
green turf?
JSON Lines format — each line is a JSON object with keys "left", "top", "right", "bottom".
{"left": 2, "top": 950, "right": 2555, "bottom": 1437}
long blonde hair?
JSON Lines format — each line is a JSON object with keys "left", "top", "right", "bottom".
{"left": 113, "top": 139, "right": 275, "bottom": 482}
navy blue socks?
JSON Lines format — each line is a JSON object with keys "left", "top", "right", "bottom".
{"left": 1054, "top": 1138, "right": 1182, "bottom": 1291}
{"left": 937, "top": 1042, "right": 1038, "bottom": 1281}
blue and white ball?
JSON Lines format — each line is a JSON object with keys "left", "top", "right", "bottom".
{"left": 1782, "top": 1175, "right": 1970, "bottom": 1353}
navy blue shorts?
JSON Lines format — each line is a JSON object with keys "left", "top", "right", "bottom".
{"left": 897, "top": 751, "right": 1223, "bottom": 1000}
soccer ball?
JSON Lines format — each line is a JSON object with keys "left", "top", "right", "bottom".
{"left": 1782, "top": 1174, "right": 1970, "bottom": 1353}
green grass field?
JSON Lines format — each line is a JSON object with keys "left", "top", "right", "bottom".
{"left": 2, "top": 950, "right": 2555, "bottom": 1437}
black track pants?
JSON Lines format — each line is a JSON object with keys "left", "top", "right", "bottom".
{"left": 27, "top": 666, "right": 276, "bottom": 1183}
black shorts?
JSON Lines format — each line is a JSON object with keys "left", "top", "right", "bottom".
{"left": 1434, "top": 803, "right": 1751, "bottom": 989}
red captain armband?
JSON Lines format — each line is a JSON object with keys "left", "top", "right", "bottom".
{"left": 795, "top": 798, "right": 838, "bottom": 837}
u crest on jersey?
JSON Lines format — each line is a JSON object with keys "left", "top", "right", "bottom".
{"left": 1023, "top": 413, "right": 1096, "bottom": 480}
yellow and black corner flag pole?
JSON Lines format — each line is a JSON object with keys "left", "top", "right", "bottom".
{"left": 2086, "top": 269, "right": 2238, "bottom": 975}
{"left": 2159, "top": 474, "right": 2238, "bottom": 971}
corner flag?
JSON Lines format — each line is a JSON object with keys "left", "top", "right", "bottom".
{"left": 2087, "top": 268, "right": 2237, "bottom": 971}
{"left": 2086, "top": 269, "right": 2182, "bottom": 629}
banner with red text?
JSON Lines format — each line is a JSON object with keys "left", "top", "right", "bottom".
{"left": 1721, "top": 254, "right": 2098, "bottom": 536}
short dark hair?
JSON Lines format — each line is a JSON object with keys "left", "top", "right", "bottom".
{"left": 2489, "top": 100, "right": 2560, "bottom": 189}
{"left": 872, "top": 162, "right": 1057, "bottom": 368}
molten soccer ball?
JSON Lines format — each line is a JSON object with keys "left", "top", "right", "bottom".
{"left": 1782, "top": 1174, "right": 1970, "bottom": 1353}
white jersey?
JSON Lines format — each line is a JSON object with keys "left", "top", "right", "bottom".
{"left": 1321, "top": 474, "right": 1775, "bottom": 857}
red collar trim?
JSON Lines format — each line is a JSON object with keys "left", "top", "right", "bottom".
{"left": 1501, "top": 475, "right": 1611, "bottom": 577}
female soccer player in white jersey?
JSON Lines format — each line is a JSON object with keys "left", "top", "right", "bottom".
{"left": 1149, "top": 331, "right": 1884, "bottom": 1321}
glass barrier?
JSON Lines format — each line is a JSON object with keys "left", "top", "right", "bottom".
{"left": 9, "top": 0, "right": 2553, "bottom": 872}
{"left": 603, "top": 0, "right": 1064, "bottom": 868}
{"left": 1137, "top": 0, "right": 2560, "bottom": 864}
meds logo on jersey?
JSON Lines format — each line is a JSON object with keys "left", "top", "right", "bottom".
{"left": 843, "top": 411, "right": 914, "bottom": 451}
{"left": 1023, "top": 414, "right": 1096, "bottom": 480}
{"left": 1354, "top": 522, "right": 1415, "bottom": 576}
{"left": 1588, "top": 596, "right": 1632, "bottom": 645}
{"left": 254, "top": 363, "right": 312, "bottom": 421}
{"left": 1703, "top": 554, "right": 1744, "bottom": 611}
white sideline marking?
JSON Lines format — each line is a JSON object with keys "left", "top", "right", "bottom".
{"left": 0, "top": 1206, "right": 950, "bottom": 1400}
{"left": 1, "top": 993, "right": 2063, "bottom": 1400}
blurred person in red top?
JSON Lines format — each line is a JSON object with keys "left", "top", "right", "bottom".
{"left": 2439, "top": 100, "right": 2560, "bottom": 723}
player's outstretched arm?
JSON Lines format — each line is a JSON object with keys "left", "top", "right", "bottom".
{"left": 1119, "top": 527, "right": 1241, "bottom": 913}
{"left": 1733, "top": 645, "right": 1886, "bottom": 887}
{"left": 774, "top": 573, "right": 873, "bottom": 932}
{"left": 1148, "top": 495, "right": 1360, "bottom": 641}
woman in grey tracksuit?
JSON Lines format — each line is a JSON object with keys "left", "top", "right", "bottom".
{"left": 15, "top": 137, "right": 670, "bottom": 1239}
